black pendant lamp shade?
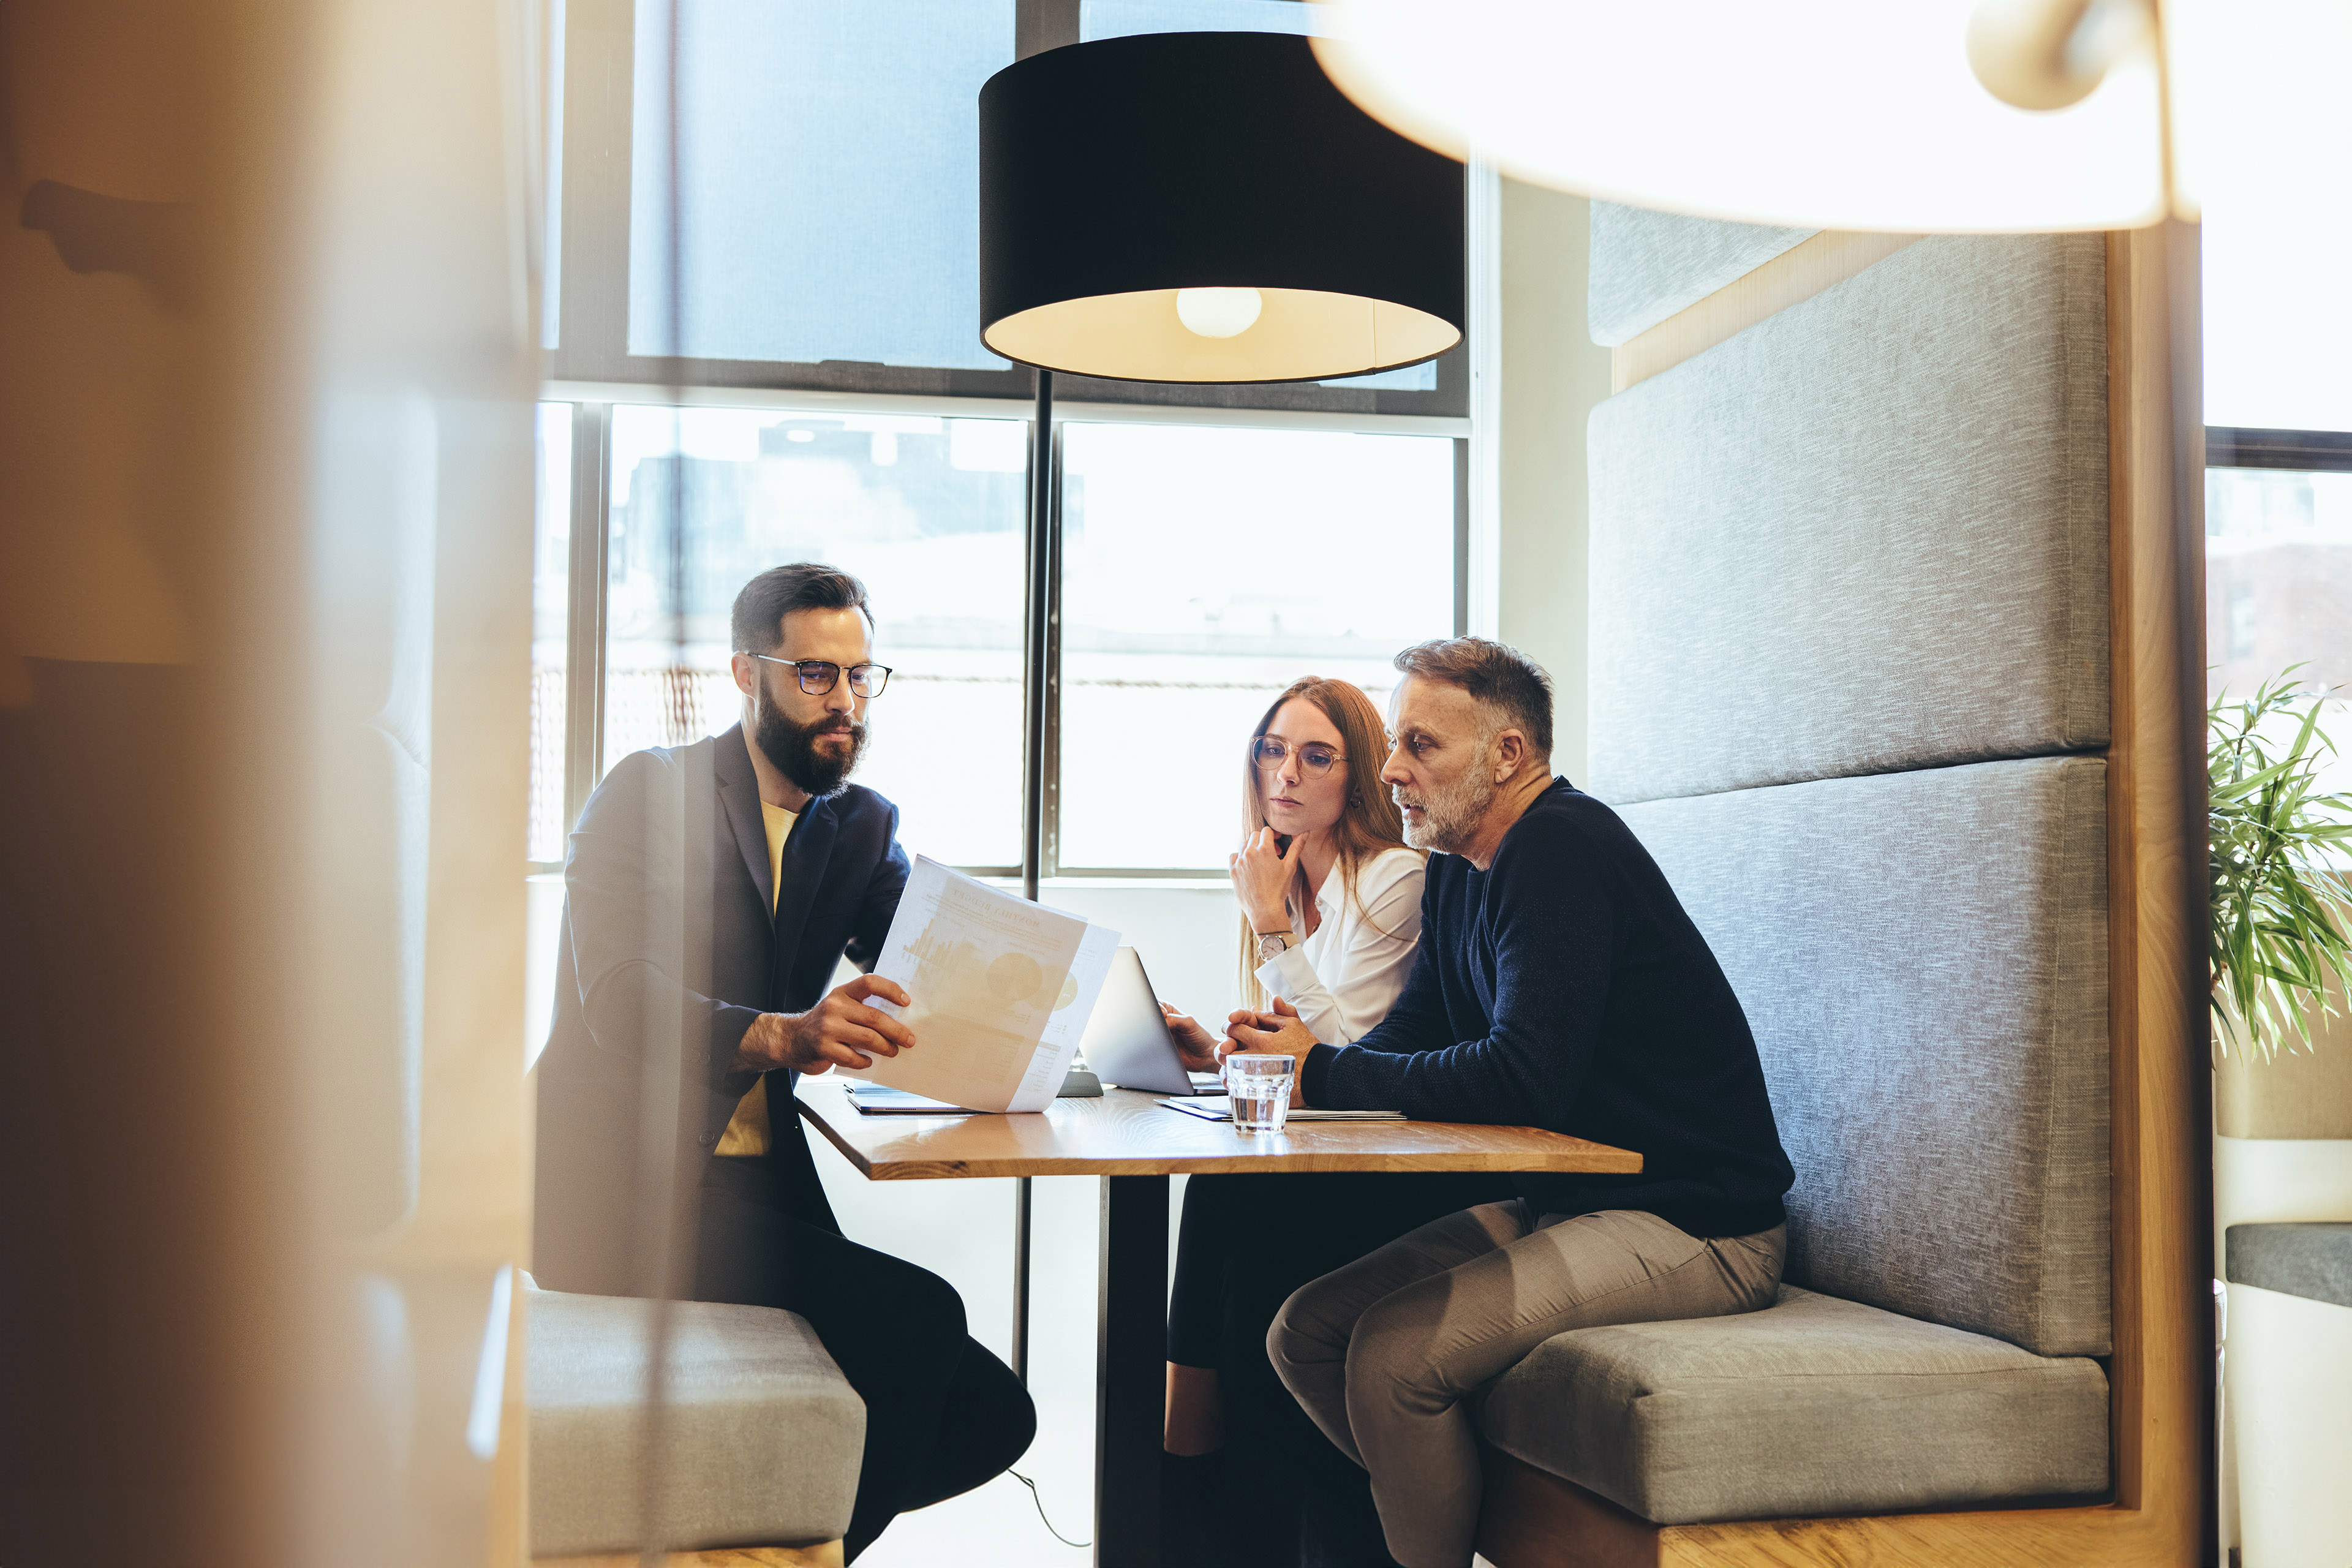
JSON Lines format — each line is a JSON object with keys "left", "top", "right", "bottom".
{"left": 978, "top": 31, "right": 1464, "bottom": 385}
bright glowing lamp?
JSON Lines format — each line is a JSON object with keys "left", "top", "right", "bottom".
{"left": 1308, "top": 0, "right": 2179, "bottom": 232}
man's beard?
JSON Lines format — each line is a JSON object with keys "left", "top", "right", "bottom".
{"left": 753, "top": 691, "right": 868, "bottom": 800}
{"left": 1396, "top": 764, "right": 1494, "bottom": 855}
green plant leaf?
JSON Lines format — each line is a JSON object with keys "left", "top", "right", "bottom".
{"left": 2210, "top": 669, "right": 2352, "bottom": 1063}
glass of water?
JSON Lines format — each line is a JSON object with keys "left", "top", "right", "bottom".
{"left": 1224, "top": 1054, "right": 1295, "bottom": 1134}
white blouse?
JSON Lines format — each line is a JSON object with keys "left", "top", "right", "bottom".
{"left": 1254, "top": 845, "right": 1427, "bottom": 1046}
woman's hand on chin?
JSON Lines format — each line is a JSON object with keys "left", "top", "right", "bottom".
{"left": 1159, "top": 1002, "right": 1223, "bottom": 1071}
{"left": 1231, "top": 826, "right": 1305, "bottom": 935}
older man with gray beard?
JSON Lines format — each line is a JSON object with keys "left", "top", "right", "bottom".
{"left": 1221, "top": 636, "right": 1795, "bottom": 1568}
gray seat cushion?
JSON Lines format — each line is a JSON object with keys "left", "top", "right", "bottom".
{"left": 1479, "top": 1285, "right": 2110, "bottom": 1525}
{"left": 527, "top": 1282, "right": 865, "bottom": 1555}
{"left": 2228, "top": 1223, "right": 2352, "bottom": 1309}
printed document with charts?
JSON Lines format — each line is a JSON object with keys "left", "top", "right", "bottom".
{"left": 842, "top": 857, "right": 1121, "bottom": 1112}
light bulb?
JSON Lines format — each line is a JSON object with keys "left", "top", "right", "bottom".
{"left": 1175, "top": 287, "right": 1263, "bottom": 339}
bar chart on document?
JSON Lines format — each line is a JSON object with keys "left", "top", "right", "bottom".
{"left": 845, "top": 857, "right": 1120, "bottom": 1111}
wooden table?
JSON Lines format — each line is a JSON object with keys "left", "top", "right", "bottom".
{"left": 797, "top": 1082, "right": 1639, "bottom": 1567}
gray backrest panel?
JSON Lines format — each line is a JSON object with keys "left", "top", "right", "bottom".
{"left": 1588, "top": 233, "right": 2109, "bottom": 809}
{"left": 1621, "top": 756, "right": 2111, "bottom": 1357}
{"left": 1588, "top": 202, "right": 1817, "bottom": 347}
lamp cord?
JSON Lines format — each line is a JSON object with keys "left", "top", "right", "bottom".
{"left": 1007, "top": 1469, "right": 1091, "bottom": 1550}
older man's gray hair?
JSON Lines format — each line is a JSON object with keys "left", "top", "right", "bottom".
{"left": 1392, "top": 637, "right": 1555, "bottom": 756}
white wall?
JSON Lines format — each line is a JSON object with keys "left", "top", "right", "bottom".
{"left": 1496, "top": 181, "right": 1615, "bottom": 788}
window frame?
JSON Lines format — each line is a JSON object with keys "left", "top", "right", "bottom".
{"left": 529, "top": 383, "right": 1469, "bottom": 877}
{"left": 2206, "top": 428, "right": 2352, "bottom": 476}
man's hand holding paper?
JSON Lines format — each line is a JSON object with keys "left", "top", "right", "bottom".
{"left": 842, "top": 857, "right": 1121, "bottom": 1112}
{"left": 736, "top": 973, "right": 919, "bottom": 1074}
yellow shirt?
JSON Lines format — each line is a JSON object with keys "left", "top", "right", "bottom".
{"left": 713, "top": 797, "right": 798, "bottom": 1157}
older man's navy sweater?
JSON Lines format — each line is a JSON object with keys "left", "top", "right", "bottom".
{"left": 1302, "top": 778, "right": 1793, "bottom": 1237}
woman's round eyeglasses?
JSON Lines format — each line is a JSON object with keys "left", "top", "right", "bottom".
{"left": 751, "top": 653, "right": 893, "bottom": 698}
{"left": 1252, "top": 737, "right": 1344, "bottom": 779}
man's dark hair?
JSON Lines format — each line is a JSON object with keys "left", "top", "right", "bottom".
{"left": 730, "top": 562, "right": 873, "bottom": 654}
{"left": 1393, "top": 636, "right": 1555, "bottom": 756}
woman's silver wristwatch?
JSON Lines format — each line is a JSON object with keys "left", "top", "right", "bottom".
{"left": 1257, "top": 930, "right": 1294, "bottom": 963}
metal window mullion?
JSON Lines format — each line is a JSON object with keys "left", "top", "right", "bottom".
{"left": 1043, "top": 420, "right": 1065, "bottom": 882}
{"left": 1021, "top": 372, "right": 1055, "bottom": 902}
{"left": 1453, "top": 435, "right": 1471, "bottom": 638}
{"left": 564, "top": 401, "right": 613, "bottom": 845}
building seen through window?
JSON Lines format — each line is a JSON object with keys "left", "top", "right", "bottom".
{"left": 600, "top": 404, "right": 1030, "bottom": 870}
{"left": 2206, "top": 467, "right": 2352, "bottom": 712}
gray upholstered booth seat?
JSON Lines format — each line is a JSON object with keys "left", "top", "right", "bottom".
{"left": 2228, "top": 1223, "right": 2352, "bottom": 1309}
{"left": 527, "top": 1280, "right": 865, "bottom": 1557}
{"left": 1588, "top": 232, "right": 2109, "bottom": 808}
{"left": 1479, "top": 1285, "right": 2110, "bottom": 1525}
{"left": 1588, "top": 202, "right": 1817, "bottom": 347}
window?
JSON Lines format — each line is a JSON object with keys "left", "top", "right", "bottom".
{"left": 2194, "top": 0, "right": 2352, "bottom": 436}
{"left": 530, "top": 402, "right": 575, "bottom": 864}
{"left": 537, "top": 0, "right": 1474, "bottom": 878}
{"left": 2200, "top": 9, "right": 2352, "bottom": 719}
{"left": 628, "top": 0, "right": 1015, "bottom": 369}
{"left": 599, "top": 403, "right": 1031, "bottom": 870}
{"left": 1057, "top": 421, "right": 1458, "bottom": 870}
{"left": 2206, "top": 458, "right": 2352, "bottom": 705}
{"left": 543, "top": 401, "right": 1462, "bottom": 876}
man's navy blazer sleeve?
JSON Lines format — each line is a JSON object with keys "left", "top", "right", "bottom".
{"left": 843, "top": 804, "right": 910, "bottom": 976}
{"left": 564, "top": 746, "right": 763, "bottom": 1082}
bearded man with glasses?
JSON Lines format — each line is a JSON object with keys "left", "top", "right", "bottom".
{"left": 534, "top": 562, "right": 1034, "bottom": 1562}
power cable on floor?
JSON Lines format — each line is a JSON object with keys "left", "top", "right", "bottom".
{"left": 1007, "top": 1469, "right": 1091, "bottom": 1550}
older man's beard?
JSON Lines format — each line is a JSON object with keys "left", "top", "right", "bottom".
{"left": 753, "top": 690, "right": 868, "bottom": 800}
{"left": 1396, "top": 763, "right": 1496, "bottom": 855}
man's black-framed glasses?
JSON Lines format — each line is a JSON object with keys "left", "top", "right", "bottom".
{"left": 1252, "top": 737, "right": 1344, "bottom": 779}
{"left": 751, "top": 653, "right": 893, "bottom": 698}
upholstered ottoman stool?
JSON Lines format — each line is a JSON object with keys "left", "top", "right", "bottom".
{"left": 526, "top": 1280, "right": 865, "bottom": 1566}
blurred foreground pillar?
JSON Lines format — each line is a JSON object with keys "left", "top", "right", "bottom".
{"left": 0, "top": 1, "right": 542, "bottom": 1563}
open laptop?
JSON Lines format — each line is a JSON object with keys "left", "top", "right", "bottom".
{"left": 1080, "top": 946, "right": 1226, "bottom": 1096}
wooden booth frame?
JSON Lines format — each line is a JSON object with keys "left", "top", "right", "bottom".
{"left": 1474, "top": 225, "right": 2212, "bottom": 1567}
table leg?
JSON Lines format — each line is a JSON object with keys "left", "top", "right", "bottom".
{"left": 1012, "top": 1175, "right": 1033, "bottom": 1384}
{"left": 1095, "top": 1173, "right": 1168, "bottom": 1568}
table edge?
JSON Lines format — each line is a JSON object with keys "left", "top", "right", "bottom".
{"left": 794, "top": 1084, "right": 1643, "bottom": 1180}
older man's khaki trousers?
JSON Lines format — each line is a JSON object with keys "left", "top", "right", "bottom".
{"left": 1269, "top": 1201, "right": 1785, "bottom": 1568}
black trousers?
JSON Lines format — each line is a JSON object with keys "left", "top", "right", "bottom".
{"left": 1165, "top": 1171, "right": 1521, "bottom": 1566}
{"left": 695, "top": 1156, "right": 1036, "bottom": 1562}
